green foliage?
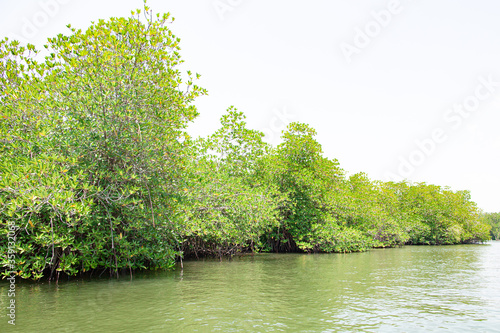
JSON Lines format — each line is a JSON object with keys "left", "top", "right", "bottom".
{"left": 1, "top": 7, "right": 205, "bottom": 279}
{"left": 399, "top": 184, "right": 490, "bottom": 244}
{"left": 0, "top": 6, "right": 492, "bottom": 280}
{"left": 257, "top": 122, "right": 366, "bottom": 253}
{"left": 179, "top": 108, "right": 282, "bottom": 257}
{"left": 254, "top": 122, "right": 489, "bottom": 253}
{"left": 483, "top": 212, "right": 500, "bottom": 240}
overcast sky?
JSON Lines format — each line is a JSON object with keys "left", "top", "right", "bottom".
{"left": 1, "top": 0, "right": 499, "bottom": 212}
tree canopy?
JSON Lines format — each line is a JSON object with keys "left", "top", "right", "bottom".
{"left": 0, "top": 6, "right": 492, "bottom": 280}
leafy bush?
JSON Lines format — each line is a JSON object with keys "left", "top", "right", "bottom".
{"left": 0, "top": 6, "right": 491, "bottom": 281}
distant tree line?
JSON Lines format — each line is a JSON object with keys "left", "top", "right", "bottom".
{"left": 0, "top": 7, "right": 492, "bottom": 280}
{"left": 483, "top": 213, "right": 500, "bottom": 240}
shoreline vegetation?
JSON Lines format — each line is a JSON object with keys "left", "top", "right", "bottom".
{"left": 0, "top": 6, "right": 495, "bottom": 281}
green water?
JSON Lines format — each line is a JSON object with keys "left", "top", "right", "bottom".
{"left": 1, "top": 243, "right": 499, "bottom": 332}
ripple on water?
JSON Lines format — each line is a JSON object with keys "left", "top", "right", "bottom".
{"left": 1, "top": 243, "right": 499, "bottom": 332}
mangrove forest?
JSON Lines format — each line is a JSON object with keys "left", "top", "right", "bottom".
{"left": 0, "top": 7, "right": 493, "bottom": 281}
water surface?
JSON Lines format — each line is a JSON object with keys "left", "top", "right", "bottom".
{"left": 1, "top": 243, "right": 499, "bottom": 332}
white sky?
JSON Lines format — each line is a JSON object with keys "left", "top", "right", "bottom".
{"left": 1, "top": 0, "right": 499, "bottom": 212}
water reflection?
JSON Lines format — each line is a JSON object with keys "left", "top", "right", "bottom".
{"left": 1, "top": 243, "right": 499, "bottom": 332}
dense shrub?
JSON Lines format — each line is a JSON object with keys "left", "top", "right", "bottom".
{"left": 0, "top": 6, "right": 491, "bottom": 280}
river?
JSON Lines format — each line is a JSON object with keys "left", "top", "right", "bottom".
{"left": 1, "top": 242, "right": 499, "bottom": 332}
